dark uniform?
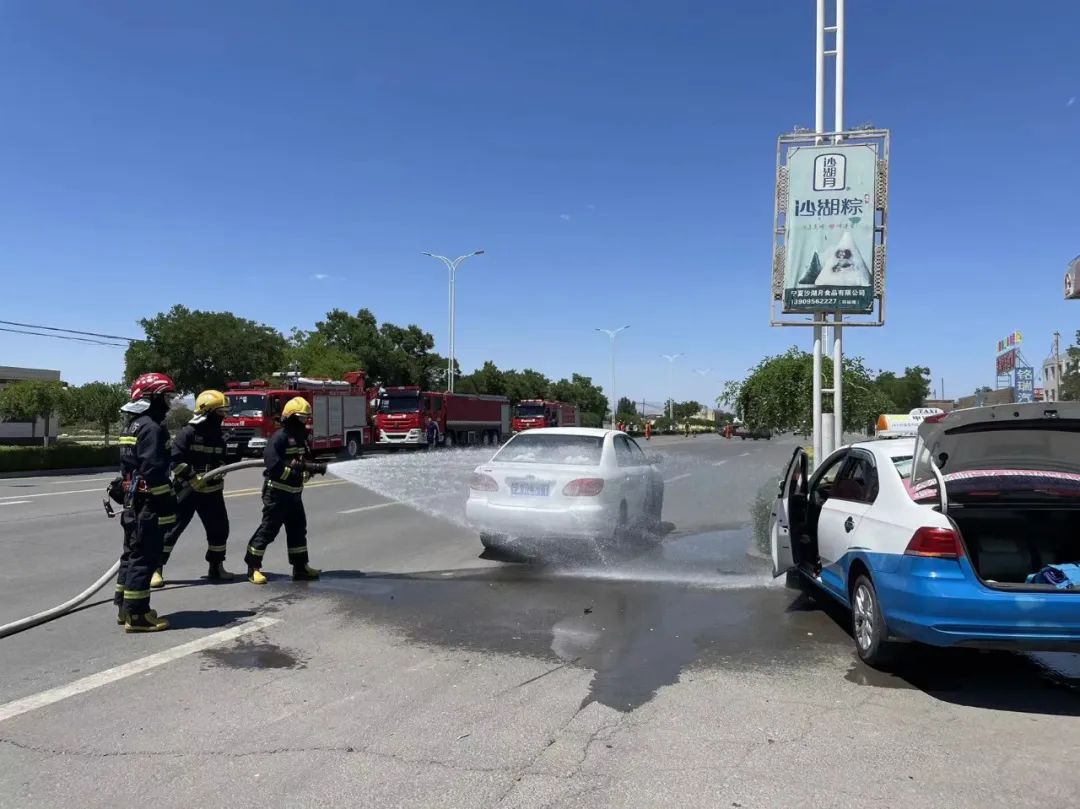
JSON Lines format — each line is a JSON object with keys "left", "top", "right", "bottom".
{"left": 162, "top": 419, "right": 229, "bottom": 567}
{"left": 245, "top": 426, "right": 312, "bottom": 571}
{"left": 115, "top": 414, "right": 177, "bottom": 617}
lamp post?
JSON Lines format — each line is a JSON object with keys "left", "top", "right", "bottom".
{"left": 661, "top": 353, "right": 683, "bottom": 423}
{"left": 422, "top": 250, "right": 485, "bottom": 392}
{"left": 596, "top": 326, "right": 630, "bottom": 428}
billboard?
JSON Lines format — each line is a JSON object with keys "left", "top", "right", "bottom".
{"left": 996, "top": 331, "right": 1022, "bottom": 354}
{"left": 781, "top": 143, "right": 878, "bottom": 313}
{"left": 996, "top": 350, "right": 1016, "bottom": 375}
{"left": 1015, "top": 366, "right": 1035, "bottom": 403}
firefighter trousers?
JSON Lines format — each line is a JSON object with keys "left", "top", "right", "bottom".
{"left": 161, "top": 488, "right": 229, "bottom": 566}
{"left": 245, "top": 486, "right": 309, "bottom": 569}
{"left": 114, "top": 500, "right": 164, "bottom": 616}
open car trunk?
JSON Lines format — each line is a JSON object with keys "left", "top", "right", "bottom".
{"left": 950, "top": 505, "right": 1080, "bottom": 590}
{"left": 911, "top": 402, "right": 1080, "bottom": 591}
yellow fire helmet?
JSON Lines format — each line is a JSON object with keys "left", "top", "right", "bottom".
{"left": 194, "top": 389, "right": 228, "bottom": 415}
{"left": 282, "top": 396, "right": 312, "bottom": 421}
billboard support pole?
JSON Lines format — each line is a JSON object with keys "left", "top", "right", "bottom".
{"left": 831, "top": 0, "right": 845, "bottom": 450}
{"left": 812, "top": 0, "right": 826, "bottom": 464}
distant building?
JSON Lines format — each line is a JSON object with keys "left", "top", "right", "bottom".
{"left": 921, "top": 399, "right": 957, "bottom": 413}
{"left": 0, "top": 366, "right": 62, "bottom": 445}
{"left": 1042, "top": 352, "right": 1076, "bottom": 403}
{"left": 956, "top": 387, "right": 1015, "bottom": 409}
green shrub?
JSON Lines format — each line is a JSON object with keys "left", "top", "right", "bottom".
{"left": 0, "top": 445, "right": 117, "bottom": 473}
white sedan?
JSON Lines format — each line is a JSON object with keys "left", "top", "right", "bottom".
{"left": 466, "top": 427, "right": 664, "bottom": 555}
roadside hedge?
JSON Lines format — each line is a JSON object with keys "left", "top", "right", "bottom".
{"left": 0, "top": 445, "right": 117, "bottom": 474}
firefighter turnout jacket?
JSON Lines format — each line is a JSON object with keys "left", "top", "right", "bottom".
{"left": 170, "top": 420, "right": 227, "bottom": 493}
{"left": 119, "top": 415, "right": 178, "bottom": 525}
{"left": 264, "top": 427, "right": 308, "bottom": 494}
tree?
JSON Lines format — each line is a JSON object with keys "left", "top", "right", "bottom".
{"left": 68, "top": 382, "right": 128, "bottom": 444}
{"left": 166, "top": 403, "right": 194, "bottom": 432}
{"left": 125, "top": 305, "right": 288, "bottom": 394}
{"left": 672, "top": 400, "right": 703, "bottom": 422}
{"left": 504, "top": 369, "right": 551, "bottom": 402}
{"left": 721, "top": 346, "right": 892, "bottom": 435}
{"left": 297, "top": 308, "right": 445, "bottom": 389}
{"left": 0, "top": 380, "right": 67, "bottom": 447}
{"left": 457, "top": 361, "right": 507, "bottom": 396}
{"left": 287, "top": 330, "right": 360, "bottom": 380}
{"left": 549, "top": 374, "right": 608, "bottom": 422}
{"left": 616, "top": 396, "right": 637, "bottom": 417}
{"left": 873, "top": 366, "right": 931, "bottom": 411}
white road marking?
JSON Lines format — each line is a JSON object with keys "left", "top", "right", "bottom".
{"left": 713, "top": 459, "right": 728, "bottom": 466}
{"left": 663, "top": 473, "right": 692, "bottom": 484}
{"left": 738, "top": 452, "right": 751, "bottom": 457}
{"left": 0, "top": 500, "right": 30, "bottom": 506}
{"left": 0, "top": 617, "right": 280, "bottom": 724}
{"left": 338, "top": 501, "right": 407, "bottom": 515}
{"left": 0, "top": 487, "right": 101, "bottom": 502}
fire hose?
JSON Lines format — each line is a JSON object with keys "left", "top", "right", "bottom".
{"left": 0, "top": 459, "right": 265, "bottom": 639}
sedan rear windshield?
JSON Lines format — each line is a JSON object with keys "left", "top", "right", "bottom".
{"left": 494, "top": 434, "right": 603, "bottom": 466}
{"left": 909, "top": 470, "right": 1080, "bottom": 502}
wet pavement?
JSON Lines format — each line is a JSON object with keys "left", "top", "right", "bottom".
{"left": 295, "top": 529, "right": 1080, "bottom": 714}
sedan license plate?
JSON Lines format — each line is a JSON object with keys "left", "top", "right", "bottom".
{"left": 511, "top": 482, "right": 549, "bottom": 497}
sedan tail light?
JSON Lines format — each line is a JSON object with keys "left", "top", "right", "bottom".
{"left": 904, "top": 527, "right": 964, "bottom": 559}
{"left": 469, "top": 473, "right": 499, "bottom": 492}
{"left": 563, "top": 478, "right": 604, "bottom": 496}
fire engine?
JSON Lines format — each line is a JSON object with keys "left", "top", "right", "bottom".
{"left": 510, "top": 400, "right": 580, "bottom": 434}
{"left": 376, "top": 387, "right": 510, "bottom": 448}
{"left": 222, "top": 371, "right": 377, "bottom": 459}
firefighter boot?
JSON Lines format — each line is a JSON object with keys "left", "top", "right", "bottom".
{"left": 150, "top": 569, "right": 165, "bottom": 589}
{"left": 207, "top": 562, "right": 236, "bottom": 581}
{"left": 117, "top": 606, "right": 125, "bottom": 626}
{"left": 124, "top": 610, "right": 170, "bottom": 633}
{"left": 248, "top": 567, "right": 267, "bottom": 585}
{"left": 292, "top": 564, "right": 321, "bottom": 581}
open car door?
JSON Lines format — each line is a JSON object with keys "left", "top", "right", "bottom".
{"left": 770, "top": 447, "right": 808, "bottom": 577}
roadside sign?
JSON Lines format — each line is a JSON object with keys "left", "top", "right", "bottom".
{"left": 780, "top": 142, "right": 878, "bottom": 314}
{"left": 1015, "top": 366, "right": 1035, "bottom": 403}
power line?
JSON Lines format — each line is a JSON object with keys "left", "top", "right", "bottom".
{"left": 0, "top": 326, "right": 128, "bottom": 348}
{"left": 0, "top": 319, "right": 139, "bottom": 343}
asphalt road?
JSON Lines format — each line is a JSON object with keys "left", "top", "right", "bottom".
{"left": 1, "top": 434, "right": 1079, "bottom": 808}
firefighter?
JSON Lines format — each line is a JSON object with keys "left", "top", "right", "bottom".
{"left": 244, "top": 396, "right": 327, "bottom": 584}
{"left": 644, "top": 421, "right": 653, "bottom": 441}
{"left": 426, "top": 416, "right": 439, "bottom": 450}
{"left": 114, "top": 372, "right": 178, "bottom": 632}
{"left": 152, "top": 389, "right": 235, "bottom": 588}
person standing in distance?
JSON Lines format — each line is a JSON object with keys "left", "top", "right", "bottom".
{"left": 153, "top": 389, "right": 235, "bottom": 588}
{"left": 115, "top": 372, "right": 178, "bottom": 632}
{"left": 426, "top": 416, "right": 439, "bottom": 451}
{"left": 244, "top": 396, "right": 327, "bottom": 584}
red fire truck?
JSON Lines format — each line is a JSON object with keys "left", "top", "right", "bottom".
{"left": 510, "top": 400, "right": 580, "bottom": 434}
{"left": 222, "top": 371, "right": 377, "bottom": 459}
{"left": 376, "top": 387, "right": 510, "bottom": 448}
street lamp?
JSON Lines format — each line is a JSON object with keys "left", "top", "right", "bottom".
{"left": 596, "top": 326, "right": 630, "bottom": 428}
{"left": 422, "top": 250, "right": 485, "bottom": 393}
{"left": 661, "top": 353, "right": 683, "bottom": 422}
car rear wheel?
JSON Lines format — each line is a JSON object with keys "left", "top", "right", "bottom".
{"left": 851, "top": 574, "right": 896, "bottom": 668}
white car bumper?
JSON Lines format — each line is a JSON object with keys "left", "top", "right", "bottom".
{"left": 465, "top": 497, "right": 613, "bottom": 540}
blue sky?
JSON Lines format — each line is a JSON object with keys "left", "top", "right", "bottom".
{"left": 1, "top": 1, "right": 1077, "bottom": 407}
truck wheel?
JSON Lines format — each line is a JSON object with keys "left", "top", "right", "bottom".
{"left": 445, "top": 432, "right": 455, "bottom": 449}
{"left": 345, "top": 436, "right": 362, "bottom": 458}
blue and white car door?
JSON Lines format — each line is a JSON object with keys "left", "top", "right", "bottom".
{"left": 816, "top": 451, "right": 878, "bottom": 600}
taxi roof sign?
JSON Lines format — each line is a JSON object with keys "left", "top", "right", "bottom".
{"left": 875, "top": 408, "right": 945, "bottom": 439}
